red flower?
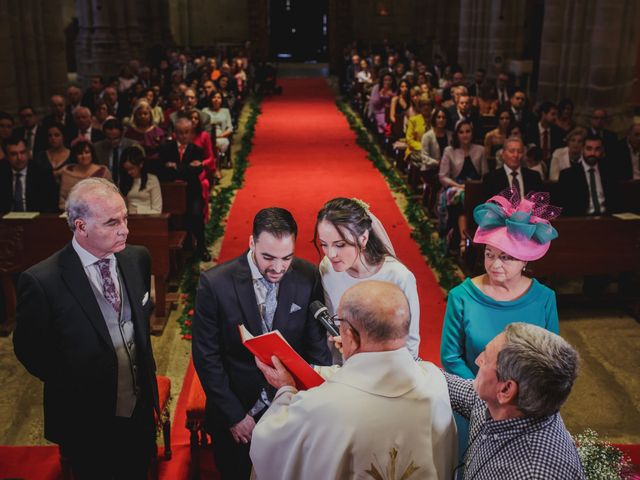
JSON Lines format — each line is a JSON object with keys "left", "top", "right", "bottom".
{"left": 188, "top": 309, "right": 194, "bottom": 316}
{"left": 184, "top": 320, "right": 192, "bottom": 326}
{"left": 182, "top": 334, "right": 192, "bottom": 340}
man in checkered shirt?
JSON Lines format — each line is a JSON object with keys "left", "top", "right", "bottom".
{"left": 444, "top": 322, "right": 585, "bottom": 479}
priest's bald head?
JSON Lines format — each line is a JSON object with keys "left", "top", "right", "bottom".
{"left": 337, "top": 280, "right": 410, "bottom": 360}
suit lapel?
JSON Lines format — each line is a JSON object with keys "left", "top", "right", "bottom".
{"left": 233, "top": 254, "right": 264, "bottom": 336}
{"left": 272, "top": 267, "right": 295, "bottom": 332}
{"left": 116, "top": 249, "right": 148, "bottom": 347}
{"left": 59, "top": 244, "right": 114, "bottom": 350}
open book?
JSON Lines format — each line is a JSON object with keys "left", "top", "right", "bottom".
{"left": 238, "top": 324, "right": 324, "bottom": 390}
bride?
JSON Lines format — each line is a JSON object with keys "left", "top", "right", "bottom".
{"left": 314, "top": 197, "right": 421, "bottom": 358}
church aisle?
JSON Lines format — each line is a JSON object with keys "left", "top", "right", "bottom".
{"left": 159, "top": 77, "right": 449, "bottom": 478}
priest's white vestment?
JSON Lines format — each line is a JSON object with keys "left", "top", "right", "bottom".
{"left": 250, "top": 348, "right": 457, "bottom": 480}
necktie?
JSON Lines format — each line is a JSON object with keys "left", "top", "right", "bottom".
{"left": 588, "top": 168, "right": 601, "bottom": 215}
{"left": 80, "top": 130, "right": 88, "bottom": 140}
{"left": 13, "top": 172, "right": 24, "bottom": 211}
{"left": 542, "top": 129, "right": 550, "bottom": 161}
{"left": 112, "top": 147, "right": 120, "bottom": 185}
{"left": 178, "top": 144, "right": 185, "bottom": 162}
{"left": 259, "top": 278, "right": 277, "bottom": 331}
{"left": 96, "top": 259, "right": 121, "bottom": 313}
{"left": 510, "top": 171, "right": 521, "bottom": 197}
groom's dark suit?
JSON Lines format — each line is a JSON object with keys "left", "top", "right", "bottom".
{"left": 192, "top": 252, "right": 332, "bottom": 479}
{"left": 13, "top": 243, "right": 159, "bottom": 476}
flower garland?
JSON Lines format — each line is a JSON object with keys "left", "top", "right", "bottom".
{"left": 573, "top": 429, "right": 634, "bottom": 479}
{"left": 335, "top": 99, "right": 462, "bottom": 292}
{"left": 177, "top": 96, "right": 262, "bottom": 339}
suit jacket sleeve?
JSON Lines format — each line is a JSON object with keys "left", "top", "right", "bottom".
{"left": 13, "top": 270, "right": 54, "bottom": 381}
{"left": 192, "top": 273, "right": 247, "bottom": 427}
{"left": 300, "top": 267, "right": 332, "bottom": 366}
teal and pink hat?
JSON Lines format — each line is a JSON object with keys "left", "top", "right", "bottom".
{"left": 473, "top": 187, "right": 561, "bottom": 261}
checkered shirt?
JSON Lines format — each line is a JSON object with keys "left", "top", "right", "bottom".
{"left": 444, "top": 372, "right": 585, "bottom": 479}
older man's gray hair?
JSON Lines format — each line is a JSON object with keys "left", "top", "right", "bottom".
{"left": 66, "top": 178, "right": 122, "bottom": 231}
{"left": 497, "top": 323, "right": 579, "bottom": 418}
{"left": 503, "top": 136, "right": 524, "bottom": 151}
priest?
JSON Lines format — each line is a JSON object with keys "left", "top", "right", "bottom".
{"left": 250, "top": 280, "right": 457, "bottom": 480}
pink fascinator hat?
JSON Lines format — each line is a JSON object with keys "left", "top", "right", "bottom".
{"left": 473, "top": 187, "right": 562, "bottom": 261}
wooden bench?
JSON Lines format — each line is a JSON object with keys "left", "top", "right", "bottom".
{"left": 0, "top": 214, "right": 173, "bottom": 333}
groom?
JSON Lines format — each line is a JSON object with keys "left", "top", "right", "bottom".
{"left": 192, "top": 207, "right": 332, "bottom": 479}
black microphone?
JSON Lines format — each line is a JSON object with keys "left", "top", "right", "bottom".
{"left": 310, "top": 300, "right": 340, "bottom": 337}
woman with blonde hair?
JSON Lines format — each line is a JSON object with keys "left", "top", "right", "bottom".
{"left": 124, "top": 99, "right": 166, "bottom": 167}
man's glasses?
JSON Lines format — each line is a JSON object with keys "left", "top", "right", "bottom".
{"left": 333, "top": 315, "right": 360, "bottom": 340}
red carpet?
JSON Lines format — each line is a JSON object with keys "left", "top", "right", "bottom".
{"left": 2, "top": 77, "right": 638, "bottom": 477}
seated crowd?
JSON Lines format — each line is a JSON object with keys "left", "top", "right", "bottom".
{"left": 0, "top": 48, "right": 253, "bottom": 260}
{"left": 341, "top": 44, "right": 640, "bottom": 253}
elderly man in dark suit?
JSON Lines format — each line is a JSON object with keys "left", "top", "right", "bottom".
{"left": 13, "top": 178, "right": 159, "bottom": 479}
{"left": 483, "top": 136, "right": 544, "bottom": 200}
{"left": 0, "top": 136, "right": 57, "bottom": 213}
{"left": 192, "top": 207, "right": 332, "bottom": 480}
{"left": 158, "top": 116, "right": 207, "bottom": 258}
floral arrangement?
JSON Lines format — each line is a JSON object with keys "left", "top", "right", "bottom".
{"left": 574, "top": 429, "right": 636, "bottom": 480}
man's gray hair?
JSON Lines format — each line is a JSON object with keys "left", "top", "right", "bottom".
{"left": 66, "top": 178, "right": 122, "bottom": 231}
{"left": 175, "top": 117, "right": 192, "bottom": 130}
{"left": 72, "top": 106, "right": 91, "bottom": 118}
{"left": 497, "top": 323, "right": 579, "bottom": 418}
{"left": 340, "top": 281, "right": 410, "bottom": 342}
{"left": 503, "top": 135, "right": 524, "bottom": 150}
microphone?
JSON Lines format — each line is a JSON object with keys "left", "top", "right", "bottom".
{"left": 310, "top": 300, "right": 340, "bottom": 337}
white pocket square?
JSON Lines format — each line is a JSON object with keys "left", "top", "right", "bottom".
{"left": 290, "top": 303, "right": 301, "bottom": 313}
{"left": 142, "top": 291, "right": 149, "bottom": 306}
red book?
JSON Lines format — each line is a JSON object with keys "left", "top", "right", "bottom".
{"left": 238, "top": 325, "right": 325, "bottom": 390}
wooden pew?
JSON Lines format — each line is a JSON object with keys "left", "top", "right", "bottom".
{"left": 621, "top": 180, "right": 640, "bottom": 212}
{"left": 161, "top": 181, "right": 187, "bottom": 216}
{"left": 0, "top": 214, "right": 173, "bottom": 333}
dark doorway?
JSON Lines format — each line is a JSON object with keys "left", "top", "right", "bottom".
{"left": 269, "top": 0, "right": 328, "bottom": 62}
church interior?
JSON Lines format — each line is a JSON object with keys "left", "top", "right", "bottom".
{"left": 1, "top": 0, "right": 639, "bottom": 478}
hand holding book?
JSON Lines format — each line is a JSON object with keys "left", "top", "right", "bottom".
{"left": 255, "top": 355, "right": 296, "bottom": 390}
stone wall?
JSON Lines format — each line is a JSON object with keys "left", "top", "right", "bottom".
{"left": 537, "top": 0, "right": 640, "bottom": 132}
{"left": 0, "top": 0, "right": 68, "bottom": 113}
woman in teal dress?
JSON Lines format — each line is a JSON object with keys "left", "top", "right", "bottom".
{"left": 440, "top": 187, "right": 562, "bottom": 467}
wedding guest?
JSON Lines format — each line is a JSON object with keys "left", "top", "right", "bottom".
{"left": 438, "top": 120, "right": 488, "bottom": 253}
{"left": 444, "top": 323, "right": 584, "bottom": 479}
{"left": 34, "top": 123, "right": 72, "bottom": 200}
{"left": 120, "top": 145, "right": 162, "bottom": 214}
{"left": 549, "top": 127, "right": 586, "bottom": 182}
{"left": 124, "top": 100, "right": 166, "bottom": 169}
{"left": 58, "top": 140, "right": 112, "bottom": 210}
{"left": 441, "top": 188, "right": 561, "bottom": 466}
{"left": 369, "top": 72, "right": 396, "bottom": 135}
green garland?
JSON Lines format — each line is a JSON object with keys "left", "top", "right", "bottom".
{"left": 336, "top": 99, "right": 462, "bottom": 292}
{"left": 178, "top": 96, "right": 262, "bottom": 339}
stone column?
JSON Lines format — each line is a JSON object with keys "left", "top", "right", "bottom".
{"left": 457, "top": 0, "right": 526, "bottom": 75}
{"left": 0, "top": 0, "right": 68, "bottom": 114}
{"left": 247, "top": 0, "right": 268, "bottom": 62}
{"left": 328, "top": 0, "right": 353, "bottom": 74}
{"left": 537, "top": 0, "right": 640, "bottom": 132}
